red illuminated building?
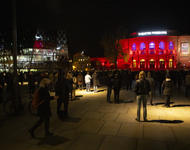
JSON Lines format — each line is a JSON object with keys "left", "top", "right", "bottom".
{"left": 91, "top": 31, "right": 190, "bottom": 71}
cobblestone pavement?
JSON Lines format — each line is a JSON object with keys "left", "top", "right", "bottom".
{"left": 0, "top": 87, "right": 190, "bottom": 150}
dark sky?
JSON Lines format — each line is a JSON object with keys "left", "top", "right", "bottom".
{"left": 1, "top": 0, "right": 190, "bottom": 57}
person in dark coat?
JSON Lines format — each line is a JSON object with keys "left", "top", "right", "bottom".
{"left": 106, "top": 72, "right": 114, "bottom": 103}
{"left": 146, "top": 72, "right": 155, "bottom": 105}
{"left": 134, "top": 71, "right": 150, "bottom": 122}
{"left": 77, "top": 73, "right": 84, "bottom": 90}
{"left": 112, "top": 71, "right": 121, "bottom": 103}
{"left": 185, "top": 71, "right": 190, "bottom": 97}
{"left": 162, "top": 74, "right": 173, "bottom": 107}
{"left": 0, "top": 73, "right": 4, "bottom": 103}
{"left": 29, "top": 78, "right": 52, "bottom": 138}
{"left": 28, "top": 72, "right": 36, "bottom": 96}
{"left": 55, "top": 71, "right": 72, "bottom": 119}
{"left": 92, "top": 71, "right": 98, "bottom": 92}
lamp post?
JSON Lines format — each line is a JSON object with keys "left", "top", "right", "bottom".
{"left": 12, "top": 0, "right": 23, "bottom": 113}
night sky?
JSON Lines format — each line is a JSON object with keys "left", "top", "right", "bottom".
{"left": 1, "top": 0, "right": 190, "bottom": 57}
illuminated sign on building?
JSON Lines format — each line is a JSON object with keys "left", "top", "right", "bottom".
{"left": 138, "top": 31, "right": 167, "bottom": 36}
{"left": 181, "top": 42, "right": 190, "bottom": 56}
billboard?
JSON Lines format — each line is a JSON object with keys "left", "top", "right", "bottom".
{"left": 181, "top": 43, "right": 189, "bottom": 56}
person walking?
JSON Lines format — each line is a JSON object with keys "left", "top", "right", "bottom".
{"left": 29, "top": 78, "right": 53, "bottom": 138}
{"left": 162, "top": 74, "right": 173, "bottom": 107}
{"left": 85, "top": 72, "right": 92, "bottom": 92}
{"left": 55, "top": 71, "right": 71, "bottom": 119}
{"left": 134, "top": 71, "right": 150, "bottom": 122}
{"left": 146, "top": 72, "right": 155, "bottom": 105}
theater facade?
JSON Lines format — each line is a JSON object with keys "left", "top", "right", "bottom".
{"left": 91, "top": 30, "right": 190, "bottom": 71}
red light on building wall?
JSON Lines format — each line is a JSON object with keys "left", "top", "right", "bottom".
{"left": 33, "top": 40, "right": 44, "bottom": 49}
{"left": 91, "top": 34, "right": 189, "bottom": 71}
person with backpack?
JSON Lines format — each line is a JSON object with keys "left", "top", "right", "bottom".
{"left": 29, "top": 78, "right": 53, "bottom": 138}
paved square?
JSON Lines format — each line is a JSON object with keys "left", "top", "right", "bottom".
{"left": 0, "top": 87, "right": 190, "bottom": 150}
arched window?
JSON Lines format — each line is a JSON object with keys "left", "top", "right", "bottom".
{"left": 140, "top": 59, "right": 145, "bottom": 68}
{"left": 149, "top": 42, "right": 155, "bottom": 54}
{"left": 132, "top": 43, "right": 136, "bottom": 51}
{"left": 159, "top": 41, "right": 165, "bottom": 50}
{"left": 133, "top": 60, "right": 137, "bottom": 68}
{"left": 169, "top": 41, "right": 174, "bottom": 50}
{"left": 149, "top": 42, "right": 155, "bottom": 49}
{"left": 169, "top": 59, "right": 173, "bottom": 68}
{"left": 159, "top": 59, "right": 165, "bottom": 69}
{"left": 140, "top": 42, "right": 146, "bottom": 50}
{"left": 140, "top": 42, "right": 146, "bottom": 54}
{"left": 159, "top": 41, "right": 165, "bottom": 55}
{"left": 149, "top": 59, "right": 155, "bottom": 69}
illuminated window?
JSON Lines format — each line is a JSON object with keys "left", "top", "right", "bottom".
{"left": 149, "top": 42, "right": 155, "bottom": 49}
{"left": 159, "top": 41, "right": 164, "bottom": 55}
{"left": 169, "top": 41, "right": 174, "bottom": 50}
{"left": 140, "top": 43, "right": 146, "bottom": 50}
{"left": 159, "top": 59, "right": 165, "bottom": 69}
{"left": 140, "top": 43, "right": 146, "bottom": 54}
{"left": 133, "top": 60, "right": 136, "bottom": 68}
{"left": 149, "top": 42, "right": 155, "bottom": 54}
{"left": 132, "top": 43, "right": 136, "bottom": 51}
{"left": 140, "top": 59, "right": 145, "bottom": 68}
{"left": 159, "top": 41, "right": 165, "bottom": 50}
{"left": 169, "top": 59, "right": 173, "bottom": 68}
{"left": 149, "top": 59, "right": 155, "bottom": 69}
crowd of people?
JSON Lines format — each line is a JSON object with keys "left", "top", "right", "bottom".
{"left": 1, "top": 69, "right": 190, "bottom": 137}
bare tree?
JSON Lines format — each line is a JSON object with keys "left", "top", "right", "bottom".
{"left": 101, "top": 27, "right": 128, "bottom": 69}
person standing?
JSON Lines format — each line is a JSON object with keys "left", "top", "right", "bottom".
{"left": 162, "top": 74, "right": 173, "bottom": 107}
{"left": 146, "top": 72, "right": 155, "bottom": 105}
{"left": 106, "top": 71, "right": 114, "bottom": 103}
{"left": 28, "top": 72, "right": 36, "bottom": 96}
{"left": 77, "top": 72, "right": 84, "bottom": 90}
{"left": 29, "top": 78, "right": 53, "bottom": 138}
{"left": 72, "top": 74, "right": 77, "bottom": 100}
{"left": 85, "top": 72, "right": 92, "bottom": 92}
{"left": 92, "top": 71, "right": 98, "bottom": 92}
{"left": 134, "top": 71, "right": 150, "bottom": 122}
{"left": 55, "top": 71, "right": 71, "bottom": 119}
{"left": 185, "top": 71, "right": 190, "bottom": 97}
{"left": 113, "top": 71, "right": 121, "bottom": 103}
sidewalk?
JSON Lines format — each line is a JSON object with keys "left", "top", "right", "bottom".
{"left": 0, "top": 87, "right": 190, "bottom": 150}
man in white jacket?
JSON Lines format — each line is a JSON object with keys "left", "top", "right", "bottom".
{"left": 85, "top": 72, "right": 92, "bottom": 92}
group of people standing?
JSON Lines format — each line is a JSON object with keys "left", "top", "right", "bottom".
{"left": 105, "top": 70, "right": 174, "bottom": 122}
{"left": 27, "top": 68, "right": 190, "bottom": 137}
